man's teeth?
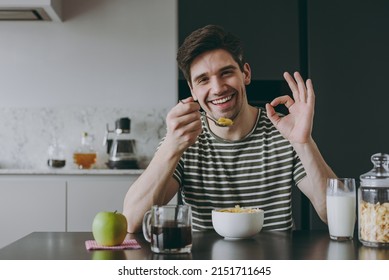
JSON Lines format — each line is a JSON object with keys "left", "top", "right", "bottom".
{"left": 211, "top": 95, "right": 232, "bottom": 105}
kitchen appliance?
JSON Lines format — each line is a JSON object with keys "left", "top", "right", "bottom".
{"left": 0, "top": 0, "right": 62, "bottom": 21}
{"left": 103, "top": 117, "right": 138, "bottom": 169}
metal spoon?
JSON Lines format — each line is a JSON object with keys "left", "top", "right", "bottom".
{"left": 201, "top": 112, "right": 234, "bottom": 127}
{"left": 179, "top": 100, "right": 233, "bottom": 127}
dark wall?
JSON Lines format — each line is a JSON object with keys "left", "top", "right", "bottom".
{"left": 178, "top": 0, "right": 300, "bottom": 80}
{"left": 307, "top": 0, "right": 389, "bottom": 229}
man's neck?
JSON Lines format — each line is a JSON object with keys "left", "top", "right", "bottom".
{"left": 209, "top": 105, "right": 259, "bottom": 141}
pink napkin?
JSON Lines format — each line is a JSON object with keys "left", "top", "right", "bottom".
{"left": 85, "top": 239, "right": 141, "bottom": 250}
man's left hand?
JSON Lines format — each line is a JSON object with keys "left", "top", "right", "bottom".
{"left": 265, "top": 71, "right": 315, "bottom": 144}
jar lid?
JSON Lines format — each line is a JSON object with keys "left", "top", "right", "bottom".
{"left": 360, "top": 153, "right": 389, "bottom": 187}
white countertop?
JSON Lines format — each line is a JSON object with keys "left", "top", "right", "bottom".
{"left": 0, "top": 168, "right": 144, "bottom": 176}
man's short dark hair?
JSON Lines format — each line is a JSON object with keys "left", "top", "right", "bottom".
{"left": 177, "top": 25, "right": 245, "bottom": 86}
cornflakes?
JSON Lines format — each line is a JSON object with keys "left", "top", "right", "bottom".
{"left": 359, "top": 201, "right": 389, "bottom": 243}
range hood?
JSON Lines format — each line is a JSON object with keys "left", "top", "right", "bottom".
{"left": 0, "top": 0, "right": 62, "bottom": 21}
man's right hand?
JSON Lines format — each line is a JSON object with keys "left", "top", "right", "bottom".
{"left": 164, "top": 96, "right": 202, "bottom": 153}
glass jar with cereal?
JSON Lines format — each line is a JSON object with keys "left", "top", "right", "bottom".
{"left": 359, "top": 153, "right": 389, "bottom": 247}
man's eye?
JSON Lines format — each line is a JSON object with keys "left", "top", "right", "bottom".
{"left": 197, "top": 77, "right": 208, "bottom": 84}
{"left": 222, "top": 70, "right": 233, "bottom": 76}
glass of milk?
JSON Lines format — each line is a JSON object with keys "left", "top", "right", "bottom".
{"left": 326, "top": 178, "right": 356, "bottom": 241}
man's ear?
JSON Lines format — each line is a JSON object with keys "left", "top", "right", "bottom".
{"left": 243, "top": 63, "right": 251, "bottom": 85}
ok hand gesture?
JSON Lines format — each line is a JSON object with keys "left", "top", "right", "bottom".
{"left": 266, "top": 72, "right": 315, "bottom": 144}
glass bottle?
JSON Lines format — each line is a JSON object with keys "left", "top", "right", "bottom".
{"left": 73, "top": 132, "right": 97, "bottom": 169}
{"left": 47, "top": 139, "right": 66, "bottom": 168}
{"left": 359, "top": 153, "right": 389, "bottom": 247}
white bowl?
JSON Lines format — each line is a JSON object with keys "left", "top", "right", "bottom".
{"left": 212, "top": 207, "right": 264, "bottom": 239}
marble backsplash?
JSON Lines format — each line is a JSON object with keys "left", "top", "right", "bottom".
{"left": 0, "top": 107, "right": 169, "bottom": 169}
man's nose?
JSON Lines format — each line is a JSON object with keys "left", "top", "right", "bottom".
{"left": 209, "top": 77, "right": 224, "bottom": 94}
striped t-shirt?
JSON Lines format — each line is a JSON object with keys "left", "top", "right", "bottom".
{"left": 172, "top": 108, "right": 306, "bottom": 231}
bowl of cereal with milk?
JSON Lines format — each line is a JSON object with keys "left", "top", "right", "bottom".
{"left": 212, "top": 205, "right": 264, "bottom": 239}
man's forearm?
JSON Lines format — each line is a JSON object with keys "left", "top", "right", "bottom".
{"left": 293, "top": 137, "right": 337, "bottom": 223}
{"left": 123, "top": 142, "right": 182, "bottom": 232}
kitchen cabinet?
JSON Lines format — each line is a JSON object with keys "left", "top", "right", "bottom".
{"left": 0, "top": 170, "right": 178, "bottom": 248}
{"left": 67, "top": 175, "right": 177, "bottom": 231}
{"left": 0, "top": 171, "right": 141, "bottom": 248}
{"left": 66, "top": 175, "right": 137, "bottom": 231}
{"left": 0, "top": 178, "right": 66, "bottom": 249}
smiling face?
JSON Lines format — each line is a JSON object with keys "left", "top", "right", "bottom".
{"left": 188, "top": 49, "right": 251, "bottom": 122}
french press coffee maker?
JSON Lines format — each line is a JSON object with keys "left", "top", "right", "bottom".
{"left": 103, "top": 117, "right": 138, "bottom": 169}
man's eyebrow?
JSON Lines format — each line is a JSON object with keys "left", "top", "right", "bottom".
{"left": 219, "top": 65, "right": 238, "bottom": 72}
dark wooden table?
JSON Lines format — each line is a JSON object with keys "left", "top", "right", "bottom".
{"left": 0, "top": 230, "right": 387, "bottom": 260}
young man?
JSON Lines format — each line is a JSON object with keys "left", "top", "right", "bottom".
{"left": 123, "top": 25, "right": 336, "bottom": 232}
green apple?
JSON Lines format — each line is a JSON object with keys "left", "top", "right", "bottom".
{"left": 92, "top": 211, "right": 128, "bottom": 246}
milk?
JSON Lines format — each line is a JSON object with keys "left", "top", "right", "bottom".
{"left": 327, "top": 195, "right": 356, "bottom": 238}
